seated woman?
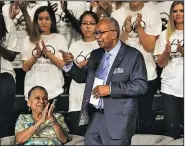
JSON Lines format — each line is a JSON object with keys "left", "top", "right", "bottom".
{"left": 15, "top": 86, "right": 69, "bottom": 145}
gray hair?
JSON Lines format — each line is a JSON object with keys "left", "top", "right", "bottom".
{"left": 101, "top": 17, "right": 120, "bottom": 38}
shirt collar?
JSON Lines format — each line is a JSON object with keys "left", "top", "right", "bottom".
{"left": 108, "top": 40, "right": 121, "bottom": 57}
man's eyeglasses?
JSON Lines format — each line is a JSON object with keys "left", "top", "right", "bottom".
{"left": 81, "top": 22, "right": 96, "bottom": 26}
{"left": 93, "top": 30, "right": 115, "bottom": 38}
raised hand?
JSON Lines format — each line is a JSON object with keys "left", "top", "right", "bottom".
{"left": 48, "top": 103, "right": 56, "bottom": 123}
{"left": 9, "top": 1, "right": 20, "bottom": 19}
{"left": 164, "top": 40, "right": 171, "bottom": 54}
{"left": 124, "top": 15, "right": 132, "bottom": 32}
{"left": 98, "top": 1, "right": 112, "bottom": 16}
{"left": 60, "top": 1, "right": 67, "bottom": 12}
{"left": 177, "top": 39, "right": 184, "bottom": 55}
{"left": 48, "top": 1, "right": 58, "bottom": 13}
{"left": 135, "top": 13, "right": 142, "bottom": 31}
{"left": 39, "top": 103, "right": 49, "bottom": 124}
{"left": 41, "top": 40, "right": 50, "bottom": 58}
{"left": 18, "top": 0, "right": 28, "bottom": 12}
{"left": 59, "top": 50, "right": 74, "bottom": 65}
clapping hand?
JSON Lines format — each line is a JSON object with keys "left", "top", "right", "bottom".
{"left": 41, "top": 40, "right": 50, "bottom": 58}
{"left": 164, "top": 40, "right": 171, "bottom": 54}
{"left": 124, "top": 15, "right": 132, "bottom": 32}
{"left": 39, "top": 103, "right": 49, "bottom": 124}
{"left": 135, "top": 13, "right": 142, "bottom": 31}
{"left": 177, "top": 39, "right": 184, "bottom": 55}
{"left": 48, "top": 103, "right": 56, "bottom": 123}
{"left": 33, "top": 42, "right": 42, "bottom": 59}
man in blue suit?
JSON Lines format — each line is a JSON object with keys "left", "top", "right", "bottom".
{"left": 63, "top": 17, "right": 148, "bottom": 145}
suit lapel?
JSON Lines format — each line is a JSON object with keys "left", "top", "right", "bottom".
{"left": 106, "top": 43, "right": 126, "bottom": 84}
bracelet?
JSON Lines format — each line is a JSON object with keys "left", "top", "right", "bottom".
{"left": 34, "top": 124, "right": 40, "bottom": 130}
{"left": 51, "top": 119, "right": 57, "bottom": 126}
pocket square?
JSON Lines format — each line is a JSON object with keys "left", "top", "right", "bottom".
{"left": 114, "top": 68, "right": 124, "bottom": 74}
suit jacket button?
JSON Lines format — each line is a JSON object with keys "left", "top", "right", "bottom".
{"left": 86, "top": 100, "right": 88, "bottom": 102}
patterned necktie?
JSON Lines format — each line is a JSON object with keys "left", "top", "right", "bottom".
{"left": 97, "top": 52, "right": 111, "bottom": 80}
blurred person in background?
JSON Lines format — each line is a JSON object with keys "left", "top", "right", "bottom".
{"left": 21, "top": 6, "right": 68, "bottom": 102}
{"left": 154, "top": 1, "right": 184, "bottom": 139}
{"left": 0, "top": 1, "right": 19, "bottom": 138}
{"left": 111, "top": 1, "right": 162, "bottom": 134}
{"left": 67, "top": 11, "right": 99, "bottom": 136}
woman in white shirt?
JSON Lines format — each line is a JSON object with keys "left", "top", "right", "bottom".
{"left": 68, "top": 11, "right": 99, "bottom": 136}
{"left": 0, "top": 1, "right": 18, "bottom": 138}
{"left": 154, "top": 1, "right": 184, "bottom": 139}
{"left": 21, "top": 6, "right": 68, "bottom": 101}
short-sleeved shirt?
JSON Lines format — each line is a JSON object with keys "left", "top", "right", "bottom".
{"left": 1, "top": 16, "right": 18, "bottom": 79}
{"left": 21, "top": 33, "right": 68, "bottom": 100}
{"left": 154, "top": 29, "right": 183, "bottom": 98}
{"left": 15, "top": 113, "right": 69, "bottom": 145}
{"left": 111, "top": 5, "right": 162, "bottom": 81}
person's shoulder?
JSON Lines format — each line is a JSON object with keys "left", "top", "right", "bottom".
{"left": 143, "top": 5, "right": 159, "bottom": 15}
{"left": 18, "top": 114, "right": 32, "bottom": 120}
{"left": 122, "top": 42, "right": 142, "bottom": 56}
{"left": 52, "top": 33, "right": 67, "bottom": 41}
{"left": 111, "top": 7, "right": 126, "bottom": 17}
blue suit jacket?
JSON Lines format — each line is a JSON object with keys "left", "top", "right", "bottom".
{"left": 68, "top": 42, "right": 148, "bottom": 139}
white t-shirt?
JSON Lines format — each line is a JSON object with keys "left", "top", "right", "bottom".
{"left": 154, "top": 29, "right": 183, "bottom": 98}
{"left": 21, "top": 33, "right": 68, "bottom": 100}
{"left": 49, "top": 1, "right": 87, "bottom": 47}
{"left": 111, "top": 5, "right": 162, "bottom": 81}
{"left": 145, "top": 1, "right": 173, "bottom": 31}
{"left": 68, "top": 39, "right": 99, "bottom": 112}
{"left": 2, "top": 2, "right": 48, "bottom": 68}
{"left": 1, "top": 16, "right": 18, "bottom": 79}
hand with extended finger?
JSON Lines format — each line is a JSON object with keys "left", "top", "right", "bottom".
{"left": 59, "top": 50, "right": 74, "bottom": 65}
{"left": 33, "top": 42, "right": 42, "bottom": 59}
{"left": 92, "top": 85, "right": 110, "bottom": 99}
{"left": 48, "top": 1, "right": 58, "bottom": 13}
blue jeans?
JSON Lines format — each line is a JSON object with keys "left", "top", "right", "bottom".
{"left": 0, "top": 73, "right": 16, "bottom": 138}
